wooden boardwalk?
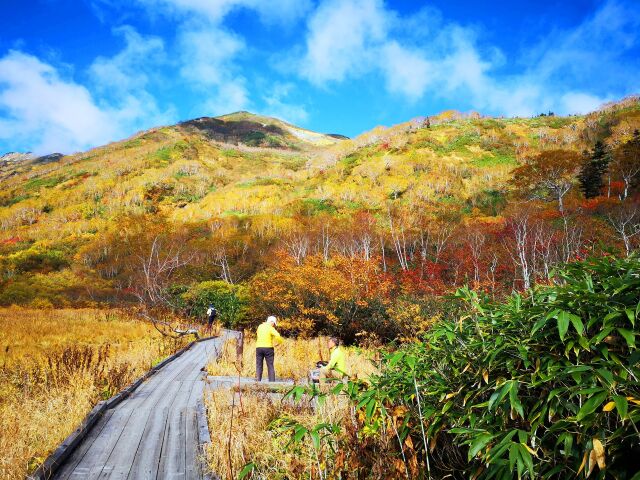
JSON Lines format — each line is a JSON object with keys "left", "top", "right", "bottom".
{"left": 51, "top": 334, "right": 229, "bottom": 480}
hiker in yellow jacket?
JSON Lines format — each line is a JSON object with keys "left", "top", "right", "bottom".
{"left": 255, "top": 315, "right": 282, "bottom": 382}
{"left": 320, "top": 337, "right": 346, "bottom": 386}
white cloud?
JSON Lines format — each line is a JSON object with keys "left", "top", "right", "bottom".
{"left": 301, "top": 0, "right": 388, "bottom": 84}
{"left": 300, "top": 0, "right": 640, "bottom": 114}
{"left": 176, "top": 25, "right": 249, "bottom": 114}
{"left": 524, "top": 0, "right": 640, "bottom": 88}
{"left": 90, "top": 26, "right": 165, "bottom": 94}
{"left": 560, "top": 92, "right": 611, "bottom": 115}
{"left": 260, "top": 83, "right": 308, "bottom": 124}
{"left": 131, "top": 0, "right": 312, "bottom": 116}
{"left": 0, "top": 51, "right": 119, "bottom": 154}
{"left": 380, "top": 42, "right": 431, "bottom": 99}
{"left": 0, "top": 27, "right": 179, "bottom": 155}
{"left": 132, "top": 0, "right": 317, "bottom": 117}
{"left": 477, "top": 0, "right": 639, "bottom": 116}
{"left": 89, "top": 26, "right": 175, "bottom": 126}
{"left": 177, "top": 27, "right": 244, "bottom": 87}
{"left": 202, "top": 82, "right": 249, "bottom": 116}
{"left": 134, "top": 0, "right": 312, "bottom": 25}
{"left": 298, "top": 0, "right": 481, "bottom": 102}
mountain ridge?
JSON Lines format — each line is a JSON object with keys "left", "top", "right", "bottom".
{"left": 3, "top": 96, "right": 637, "bottom": 161}
{"left": 1, "top": 96, "right": 639, "bottom": 215}
{"left": 0, "top": 95, "right": 639, "bottom": 306}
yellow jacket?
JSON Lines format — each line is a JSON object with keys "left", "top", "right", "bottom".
{"left": 326, "top": 346, "right": 346, "bottom": 374}
{"left": 255, "top": 322, "right": 282, "bottom": 348}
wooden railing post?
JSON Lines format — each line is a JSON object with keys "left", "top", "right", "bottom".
{"left": 236, "top": 330, "right": 244, "bottom": 369}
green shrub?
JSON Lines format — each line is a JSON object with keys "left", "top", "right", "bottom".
{"left": 24, "top": 175, "right": 66, "bottom": 191}
{"left": 471, "top": 153, "right": 516, "bottom": 168}
{"left": 221, "top": 148, "right": 241, "bottom": 157}
{"left": 473, "top": 189, "right": 507, "bottom": 216}
{"left": 243, "top": 131, "right": 267, "bottom": 146}
{"left": 388, "top": 256, "right": 639, "bottom": 478}
{"left": 180, "top": 280, "right": 249, "bottom": 327}
{"left": 0, "top": 193, "right": 31, "bottom": 207}
{"left": 304, "top": 255, "right": 640, "bottom": 479}
{"left": 0, "top": 270, "right": 97, "bottom": 306}
{"left": 123, "top": 138, "right": 143, "bottom": 149}
{"left": 340, "top": 154, "right": 360, "bottom": 175}
{"left": 301, "top": 198, "right": 337, "bottom": 215}
{"left": 151, "top": 141, "right": 188, "bottom": 167}
{"left": 7, "top": 248, "right": 68, "bottom": 273}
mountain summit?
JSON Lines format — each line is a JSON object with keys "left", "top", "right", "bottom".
{"left": 179, "top": 111, "right": 346, "bottom": 150}
{"left": 0, "top": 96, "right": 638, "bottom": 224}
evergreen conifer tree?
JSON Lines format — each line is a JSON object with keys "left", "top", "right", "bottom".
{"left": 579, "top": 140, "right": 610, "bottom": 198}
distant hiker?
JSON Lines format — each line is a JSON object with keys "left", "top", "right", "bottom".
{"left": 255, "top": 315, "right": 282, "bottom": 382}
{"left": 206, "top": 304, "right": 217, "bottom": 333}
{"left": 320, "top": 337, "right": 346, "bottom": 386}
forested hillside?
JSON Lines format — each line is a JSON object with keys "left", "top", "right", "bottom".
{"left": 1, "top": 97, "right": 639, "bottom": 340}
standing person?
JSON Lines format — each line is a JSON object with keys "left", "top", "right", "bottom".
{"left": 206, "top": 304, "right": 217, "bottom": 334}
{"left": 320, "top": 337, "right": 346, "bottom": 387}
{"left": 255, "top": 315, "right": 282, "bottom": 382}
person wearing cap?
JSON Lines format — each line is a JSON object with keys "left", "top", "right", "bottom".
{"left": 255, "top": 315, "right": 282, "bottom": 382}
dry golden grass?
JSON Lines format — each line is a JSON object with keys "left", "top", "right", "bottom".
{"left": 207, "top": 335, "right": 378, "bottom": 381}
{"left": 204, "top": 383, "right": 351, "bottom": 479}
{"left": 0, "top": 307, "right": 190, "bottom": 480}
{"left": 204, "top": 336, "right": 377, "bottom": 479}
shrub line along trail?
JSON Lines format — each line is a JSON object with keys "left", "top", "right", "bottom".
{"left": 47, "top": 330, "right": 237, "bottom": 480}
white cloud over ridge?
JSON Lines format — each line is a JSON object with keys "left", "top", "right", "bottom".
{"left": 0, "top": 27, "right": 177, "bottom": 155}
{"left": 261, "top": 82, "right": 308, "bottom": 124}
{"left": 90, "top": 26, "right": 165, "bottom": 95}
{"left": 300, "top": 0, "right": 640, "bottom": 116}
{"left": 177, "top": 26, "right": 249, "bottom": 115}
{"left": 301, "top": 0, "right": 388, "bottom": 84}
{"left": 0, "top": 51, "right": 118, "bottom": 154}
{"left": 1, "top": 0, "right": 638, "bottom": 154}
{"left": 89, "top": 26, "right": 176, "bottom": 126}
{"left": 130, "top": 0, "right": 317, "bottom": 117}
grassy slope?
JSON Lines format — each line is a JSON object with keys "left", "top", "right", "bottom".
{"left": 0, "top": 100, "right": 638, "bottom": 274}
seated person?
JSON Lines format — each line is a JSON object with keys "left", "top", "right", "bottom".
{"left": 320, "top": 337, "right": 346, "bottom": 383}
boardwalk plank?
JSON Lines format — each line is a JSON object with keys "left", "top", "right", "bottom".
{"left": 71, "top": 407, "right": 136, "bottom": 480}
{"left": 51, "top": 335, "right": 229, "bottom": 480}
{"left": 54, "top": 409, "right": 115, "bottom": 480}
{"left": 158, "top": 373, "right": 200, "bottom": 478}
{"left": 185, "top": 381, "right": 204, "bottom": 480}
{"left": 125, "top": 383, "right": 185, "bottom": 480}
{"left": 102, "top": 374, "right": 185, "bottom": 479}
{"left": 123, "top": 357, "right": 201, "bottom": 480}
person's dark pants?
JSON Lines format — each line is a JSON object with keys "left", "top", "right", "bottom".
{"left": 256, "top": 347, "right": 275, "bottom": 382}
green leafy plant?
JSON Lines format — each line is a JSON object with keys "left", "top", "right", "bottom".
{"left": 295, "top": 255, "right": 640, "bottom": 479}
{"left": 179, "top": 280, "right": 249, "bottom": 327}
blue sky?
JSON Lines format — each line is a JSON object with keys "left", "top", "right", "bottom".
{"left": 0, "top": 0, "right": 639, "bottom": 154}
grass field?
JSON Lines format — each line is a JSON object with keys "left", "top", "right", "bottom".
{"left": 205, "top": 336, "right": 377, "bottom": 479}
{"left": 0, "top": 307, "right": 190, "bottom": 480}
{"left": 206, "top": 335, "right": 377, "bottom": 381}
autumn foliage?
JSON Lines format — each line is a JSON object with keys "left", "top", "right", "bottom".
{"left": 0, "top": 99, "right": 639, "bottom": 341}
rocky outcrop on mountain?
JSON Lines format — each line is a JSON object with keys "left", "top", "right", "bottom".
{"left": 179, "top": 111, "right": 344, "bottom": 150}
{"left": 0, "top": 152, "right": 63, "bottom": 181}
{"left": 0, "top": 152, "right": 34, "bottom": 164}
{"left": 33, "top": 153, "right": 64, "bottom": 164}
